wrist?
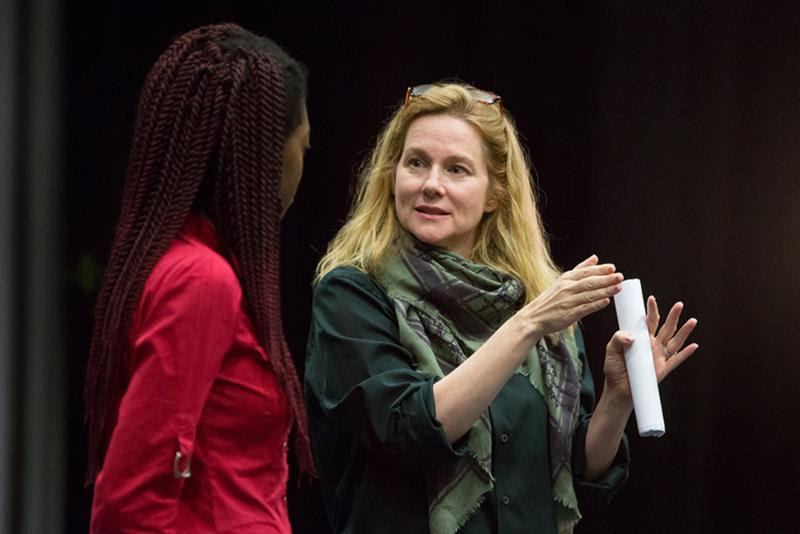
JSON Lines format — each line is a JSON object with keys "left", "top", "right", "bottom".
{"left": 600, "top": 382, "right": 634, "bottom": 414}
{"left": 513, "top": 309, "right": 544, "bottom": 344}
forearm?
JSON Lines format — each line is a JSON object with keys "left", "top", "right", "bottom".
{"left": 433, "top": 314, "right": 540, "bottom": 442}
{"left": 584, "top": 386, "right": 633, "bottom": 481}
{"left": 91, "top": 394, "right": 184, "bottom": 532}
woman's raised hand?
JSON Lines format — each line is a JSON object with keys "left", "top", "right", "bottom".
{"left": 645, "top": 296, "right": 699, "bottom": 382}
{"left": 519, "top": 255, "right": 623, "bottom": 338}
{"left": 602, "top": 296, "right": 699, "bottom": 401}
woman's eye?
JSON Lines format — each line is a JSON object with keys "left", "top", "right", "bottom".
{"left": 408, "top": 157, "right": 425, "bottom": 168}
{"left": 448, "top": 165, "right": 467, "bottom": 175}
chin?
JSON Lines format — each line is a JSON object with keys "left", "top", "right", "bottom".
{"left": 409, "top": 227, "right": 439, "bottom": 242}
{"left": 411, "top": 232, "right": 449, "bottom": 249}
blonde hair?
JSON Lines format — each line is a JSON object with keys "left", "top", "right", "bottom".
{"left": 315, "top": 82, "right": 561, "bottom": 304}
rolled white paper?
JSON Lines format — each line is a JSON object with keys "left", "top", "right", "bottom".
{"left": 613, "top": 279, "right": 665, "bottom": 437}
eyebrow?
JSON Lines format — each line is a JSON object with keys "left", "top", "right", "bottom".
{"left": 402, "top": 146, "right": 476, "bottom": 167}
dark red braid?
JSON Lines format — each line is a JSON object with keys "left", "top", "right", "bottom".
{"left": 85, "top": 23, "right": 315, "bottom": 484}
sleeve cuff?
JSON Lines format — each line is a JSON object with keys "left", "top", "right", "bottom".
{"left": 571, "top": 418, "right": 631, "bottom": 512}
{"left": 387, "top": 376, "right": 470, "bottom": 470}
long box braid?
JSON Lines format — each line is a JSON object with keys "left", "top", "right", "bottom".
{"left": 85, "top": 23, "right": 314, "bottom": 483}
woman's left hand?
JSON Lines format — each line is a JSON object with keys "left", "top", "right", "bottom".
{"left": 603, "top": 296, "right": 699, "bottom": 402}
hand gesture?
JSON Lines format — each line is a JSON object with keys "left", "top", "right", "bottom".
{"left": 519, "top": 255, "right": 623, "bottom": 337}
{"left": 603, "top": 296, "right": 699, "bottom": 401}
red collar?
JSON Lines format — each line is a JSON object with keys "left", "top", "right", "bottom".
{"left": 179, "top": 213, "right": 221, "bottom": 251}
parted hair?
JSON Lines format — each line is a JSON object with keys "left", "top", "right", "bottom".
{"left": 85, "top": 23, "right": 314, "bottom": 483}
{"left": 316, "top": 82, "right": 561, "bottom": 304}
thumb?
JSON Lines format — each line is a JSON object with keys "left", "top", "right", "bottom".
{"left": 606, "top": 330, "right": 634, "bottom": 356}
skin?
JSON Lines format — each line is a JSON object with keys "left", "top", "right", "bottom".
{"left": 584, "top": 295, "right": 698, "bottom": 479}
{"left": 279, "top": 101, "right": 311, "bottom": 218}
{"left": 394, "top": 114, "right": 496, "bottom": 258}
{"left": 394, "top": 113, "right": 699, "bottom": 481}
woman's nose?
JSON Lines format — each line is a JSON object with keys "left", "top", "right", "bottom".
{"left": 421, "top": 167, "right": 445, "bottom": 197}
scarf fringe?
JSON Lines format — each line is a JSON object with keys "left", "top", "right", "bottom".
{"left": 379, "top": 246, "right": 584, "bottom": 534}
{"left": 554, "top": 492, "right": 581, "bottom": 518}
{"left": 450, "top": 492, "right": 488, "bottom": 534}
{"left": 465, "top": 450, "right": 494, "bottom": 485}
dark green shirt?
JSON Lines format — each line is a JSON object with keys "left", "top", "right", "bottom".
{"left": 305, "top": 267, "right": 630, "bottom": 533}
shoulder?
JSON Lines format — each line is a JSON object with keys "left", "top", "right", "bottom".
{"left": 145, "top": 239, "right": 242, "bottom": 305}
{"left": 315, "top": 266, "right": 388, "bottom": 303}
{"left": 311, "top": 266, "right": 396, "bottom": 324}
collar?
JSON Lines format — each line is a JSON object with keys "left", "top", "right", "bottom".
{"left": 178, "top": 213, "right": 221, "bottom": 251}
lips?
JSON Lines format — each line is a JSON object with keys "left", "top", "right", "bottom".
{"left": 416, "top": 205, "right": 448, "bottom": 215}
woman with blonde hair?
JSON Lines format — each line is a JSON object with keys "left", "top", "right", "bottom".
{"left": 305, "top": 82, "right": 697, "bottom": 533}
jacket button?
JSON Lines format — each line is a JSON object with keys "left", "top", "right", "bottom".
{"left": 501, "top": 495, "right": 511, "bottom": 505}
{"left": 499, "top": 433, "right": 509, "bottom": 443}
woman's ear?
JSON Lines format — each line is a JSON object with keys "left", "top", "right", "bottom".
{"left": 485, "top": 195, "right": 498, "bottom": 213}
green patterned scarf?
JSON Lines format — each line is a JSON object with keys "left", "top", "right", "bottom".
{"left": 376, "top": 243, "right": 583, "bottom": 534}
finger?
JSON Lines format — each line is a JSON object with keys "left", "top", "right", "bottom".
{"left": 665, "top": 318, "right": 698, "bottom": 354}
{"left": 572, "top": 297, "right": 611, "bottom": 321}
{"left": 563, "top": 263, "right": 617, "bottom": 281}
{"left": 573, "top": 255, "right": 599, "bottom": 270}
{"left": 606, "top": 330, "right": 635, "bottom": 356}
{"left": 577, "top": 283, "right": 623, "bottom": 306}
{"left": 657, "top": 302, "right": 683, "bottom": 345}
{"left": 658, "top": 342, "right": 699, "bottom": 382}
{"left": 646, "top": 295, "right": 659, "bottom": 336}
{"left": 577, "top": 272, "right": 624, "bottom": 293}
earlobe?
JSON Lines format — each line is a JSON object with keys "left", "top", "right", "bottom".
{"left": 485, "top": 196, "right": 498, "bottom": 213}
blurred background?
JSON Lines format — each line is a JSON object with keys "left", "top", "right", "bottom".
{"left": 2, "top": 0, "right": 799, "bottom": 532}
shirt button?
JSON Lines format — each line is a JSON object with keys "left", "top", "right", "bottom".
{"left": 501, "top": 495, "right": 511, "bottom": 505}
{"left": 499, "top": 433, "right": 509, "bottom": 443}
{"left": 283, "top": 441, "right": 288, "bottom": 451}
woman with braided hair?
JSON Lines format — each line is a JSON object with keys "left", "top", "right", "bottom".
{"left": 305, "top": 82, "right": 699, "bottom": 533}
{"left": 86, "top": 24, "right": 312, "bottom": 532}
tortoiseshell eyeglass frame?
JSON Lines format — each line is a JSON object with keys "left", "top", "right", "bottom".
{"left": 404, "top": 84, "right": 503, "bottom": 112}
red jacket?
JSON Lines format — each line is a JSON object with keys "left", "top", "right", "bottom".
{"left": 91, "top": 215, "right": 292, "bottom": 533}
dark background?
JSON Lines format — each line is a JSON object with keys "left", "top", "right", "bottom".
{"left": 7, "top": 0, "right": 800, "bottom": 532}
